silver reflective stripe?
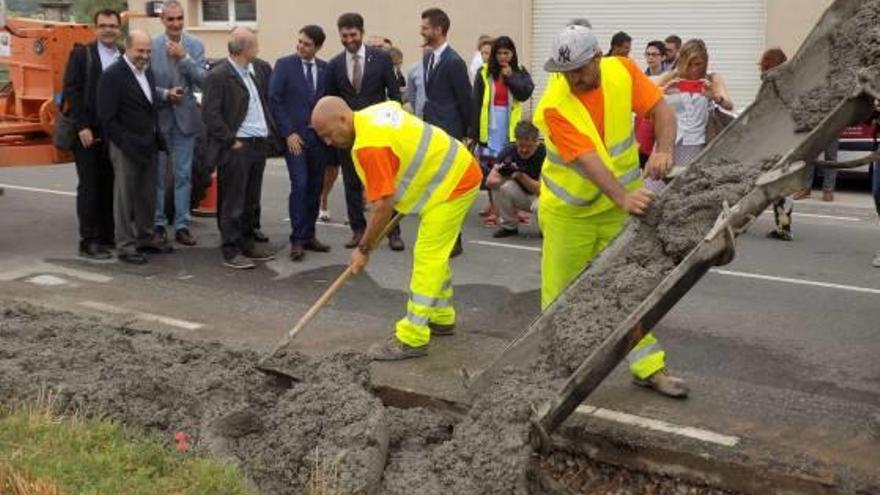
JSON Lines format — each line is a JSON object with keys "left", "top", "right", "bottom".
{"left": 393, "top": 124, "right": 434, "bottom": 203}
{"left": 409, "top": 292, "right": 449, "bottom": 308}
{"left": 626, "top": 342, "right": 663, "bottom": 364}
{"left": 618, "top": 166, "right": 641, "bottom": 186}
{"left": 405, "top": 311, "right": 430, "bottom": 326}
{"left": 542, "top": 173, "right": 601, "bottom": 207}
{"left": 608, "top": 131, "right": 635, "bottom": 157}
{"left": 546, "top": 150, "right": 590, "bottom": 180}
{"left": 410, "top": 133, "right": 460, "bottom": 214}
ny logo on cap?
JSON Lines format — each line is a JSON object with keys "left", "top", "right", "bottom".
{"left": 558, "top": 45, "right": 572, "bottom": 63}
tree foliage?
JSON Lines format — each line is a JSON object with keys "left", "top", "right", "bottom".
{"left": 72, "top": 0, "right": 128, "bottom": 24}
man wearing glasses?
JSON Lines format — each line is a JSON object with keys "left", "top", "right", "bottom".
{"left": 62, "top": 9, "right": 124, "bottom": 260}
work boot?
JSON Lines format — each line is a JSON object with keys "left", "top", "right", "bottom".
{"left": 766, "top": 229, "right": 793, "bottom": 242}
{"left": 388, "top": 233, "right": 405, "bottom": 251}
{"left": 243, "top": 244, "right": 276, "bottom": 261}
{"left": 633, "top": 369, "right": 689, "bottom": 398}
{"left": 345, "top": 230, "right": 364, "bottom": 249}
{"left": 428, "top": 322, "right": 455, "bottom": 336}
{"left": 368, "top": 336, "right": 428, "bottom": 361}
{"left": 303, "top": 238, "right": 331, "bottom": 252}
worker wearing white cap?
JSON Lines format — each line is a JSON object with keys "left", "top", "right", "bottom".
{"left": 534, "top": 24, "right": 688, "bottom": 397}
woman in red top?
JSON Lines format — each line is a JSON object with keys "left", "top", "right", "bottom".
{"left": 471, "top": 36, "right": 534, "bottom": 221}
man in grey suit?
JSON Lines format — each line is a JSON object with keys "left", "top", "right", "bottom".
{"left": 150, "top": 0, "right": 206, "bottom": 247}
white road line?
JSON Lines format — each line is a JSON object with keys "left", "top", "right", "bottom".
{"left": 469, "top": 240, "right": 541, "bottom": 252}
{"left": 711, "top": 269, "right": 880, "bottom": 295}
{"left": 0, "top": 261, "right": 113, "bottom": 283}
{"left": 78, "top": 301, "right": 204, "bottom": 330}
{"left": 575, "top": 405, "right": 740, "bottom": 447}
{"left": 0, "top": 183, "right": 75, "bottom": 197}
{"left": 761, "top": 211, "right": 862, "bottom": 222}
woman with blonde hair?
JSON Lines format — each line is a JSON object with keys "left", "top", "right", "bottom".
{"left": 657, "top": 39, "right": 733, "bottom": 168}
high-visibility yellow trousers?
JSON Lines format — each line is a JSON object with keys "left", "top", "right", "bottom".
{"left": 539, "top": 205, "right": 666, "bottom": 380}
{"left": 395, "top": 187, "right": 479, "bottom": 348}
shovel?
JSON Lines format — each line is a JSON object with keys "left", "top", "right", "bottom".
{"left": 256, "top": 212, "right": 404, "bottom": 380}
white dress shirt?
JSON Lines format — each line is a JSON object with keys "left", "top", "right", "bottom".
{"left": 97, "top": 42, "right": 120, "bottom": 71}
{"left": 123, "top": 54, "right": 152, "bottom": 103}
{"left": 345, "top": 44, "right": 367, "bottom": 85}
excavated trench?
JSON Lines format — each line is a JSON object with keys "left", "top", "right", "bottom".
{"left": 1, "top": 2, "right": 878, "bottom": 494}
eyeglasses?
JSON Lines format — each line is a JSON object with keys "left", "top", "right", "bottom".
{"left": 645, "top": 51, "right": 661, "bottom": 57}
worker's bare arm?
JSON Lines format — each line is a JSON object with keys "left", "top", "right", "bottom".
{"left": 574, "top": 151, "right": 654, "bottom": 215}
{"left": 349, "top": 194, "right": 395, "bottom": 274}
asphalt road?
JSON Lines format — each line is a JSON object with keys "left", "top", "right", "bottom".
{"left": 1, "top": 160, "right": 878, "bottom": 491}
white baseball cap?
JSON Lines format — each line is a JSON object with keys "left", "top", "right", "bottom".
{"left": 544, "top": 25, "right": 601, "bottom": 73}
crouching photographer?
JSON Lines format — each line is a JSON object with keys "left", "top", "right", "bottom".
{"left": 486, "top": 121, "right": 546, "bottom": 238}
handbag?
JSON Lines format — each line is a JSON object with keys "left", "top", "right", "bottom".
{"left": 705, "top": 102, "right": 735, "bottom": 143}
{"left": 53, "top": 44, "right": 94, "bottom": 150}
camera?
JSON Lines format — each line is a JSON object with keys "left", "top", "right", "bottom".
{"left": 498, "top": 158, "right": 519, "bottom": 178}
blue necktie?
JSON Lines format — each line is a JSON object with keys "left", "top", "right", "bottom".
{"left": 305, "top": 62, "right": 315, "bottom": 97}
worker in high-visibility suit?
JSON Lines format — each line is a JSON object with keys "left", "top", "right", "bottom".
{"left": 535, "top": 25, "right": 689, "bottom": 397}
{"left": 311, "top": 96, "right": 482, "bottom": 360}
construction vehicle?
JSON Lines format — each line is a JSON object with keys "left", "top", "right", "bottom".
{"left": 465, "top": 0, "right": 880, "bottom": 454}
{"left": 0, "top": 0, "right": 93, "bottom": 166}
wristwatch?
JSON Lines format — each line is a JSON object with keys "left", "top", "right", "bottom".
{"left": 357, "top": 244, "right": 370, "bottom": 255}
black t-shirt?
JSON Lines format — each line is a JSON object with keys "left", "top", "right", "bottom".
{"left": 497, "top": 143, "right": 546, "bottom": 183}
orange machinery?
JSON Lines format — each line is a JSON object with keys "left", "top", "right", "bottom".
{"left": 0, "top": 16, "right": 93, "bottom": 166}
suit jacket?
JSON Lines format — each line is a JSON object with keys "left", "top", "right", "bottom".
{"left": 202, "top": 59, "right": 273, "bottom": 168}
{"left": 269, "top": 54, "right": 328, "bottom": 147}
{"left": 423, "top": 46, "right": 473, "bottom": 140}
{"left": 97, "top": 58, "right": 164, "bottom": 165}
{"left": 61, "top": 41, "right": 123, "bottom": 138}
{"left": 325, "top": 45, "right": 401, "bottom": 111}
{"left": 150, "top": 32, "right": 207, "bottom": 136}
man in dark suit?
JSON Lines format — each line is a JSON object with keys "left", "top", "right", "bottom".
{"left": 202, "top": 27, "right": 276, "bottom": 269}
{"left": 420, "top": 8, "right": 472, "bottom": 141}
{"left": 325, "top": 12, "right": 405, "bottom": 251}
{"left": 97, "top": 30, "right": 169, "bottom": 265}
{"left": 270, "top": 25, "right": 333, "bottom": 262}
{"left": 62, "top": 8, "right": 123, "bottom": 260}
{"left": 420, "top": 8, "right": 473, "bottom": 257}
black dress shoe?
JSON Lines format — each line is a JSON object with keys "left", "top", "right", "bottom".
{"left": 253, "top": 229, "right": 270, "bottom": 243}
{"left": 119, "top": 252, "right": 148, "bottom": 264}
{"left": 345, "top": 231, "right": 364, "bottom": 249}
{"left": 450, "top": 235, "right": 463, "bottom": 258}
{"left": 303, "top": 238, "right": 331, "bottom": 252}
{"left": 79, "top": 242, "right": 112, "bottom": 260}
{"left": 137, "top": 241, "right": 174, "bottom": 254}
{"left": 388, "top": 234, "right": 405, "bottom": 251}
{"left": 289, "top": 243, "right": 305, "bottom": 262}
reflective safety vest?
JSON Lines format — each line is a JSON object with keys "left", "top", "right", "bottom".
{"left": 533, "top": 58, "right": 642, "bottom": 218}
{"left": 352, "top": 101, "right": 475, "bottom": 215}
{"left": 478, "top": 64, "right": 522, "bottom": 144}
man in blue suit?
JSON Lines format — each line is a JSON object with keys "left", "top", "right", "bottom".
{"left": 150, "top": 0, "right": 206, "bottom": 247}
{"left": 270, "top": 25, "right": 332, "bottom": 261}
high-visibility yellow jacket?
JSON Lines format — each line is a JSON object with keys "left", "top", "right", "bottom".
{"left": 533, "top": 58, "right": 642, "bottom": 218}
{"left": 352, "top": 101, "right": 475, "bottom": 215}
{"left": 477, "top": 65, "right": 523, "bottom": 143}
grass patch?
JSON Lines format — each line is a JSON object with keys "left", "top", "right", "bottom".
{"left": 0, "top": 392, "right": 253, "bottom": 495}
